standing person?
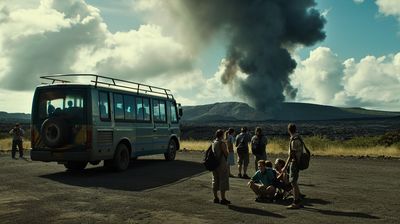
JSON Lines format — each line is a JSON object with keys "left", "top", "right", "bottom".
{"left": 225, "top": 128, "right": 236, "bottom": 177}
{"left": 282, "top": 123, "right": 303, "bottom": 209}
{"left": 251, "top": 127, "right": 268, "bottom": 171}
{"left": 211, "top": 129, "right": 231, "bottom": 205}
{"left": 235, "top": 127, "right": 251, "bottom": 179}
{"left": 9, "top": 123, "right": 25, "bottom": 159}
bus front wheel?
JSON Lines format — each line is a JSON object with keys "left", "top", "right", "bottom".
{"left": 164, "top": 139, "right": 177, "bottom": 161}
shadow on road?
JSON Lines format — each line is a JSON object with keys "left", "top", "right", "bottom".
{"left": 228, "top": 205, "right": 285, "bottom": 218}
{"left": 303, "top": 207, "right": 380, "bottom": 220}
{"left": 40, "top": 159, "right": 206, "bottom": 192}
{"left": 302, "top": 197, "right": 331, "bottom": 206}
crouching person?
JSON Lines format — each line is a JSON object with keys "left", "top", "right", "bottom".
{"left": 248, "top": 160, "right": 276, "bottom": 202}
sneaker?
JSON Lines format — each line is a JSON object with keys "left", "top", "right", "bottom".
{"left": 220, "top": 199, "right": 231, "bottom": 205}
{"left": 12, "top": 157, "right": 18, "bottom": 160}
{"left": 287, "top": 203, "right": 302, "bottom": 209}
{"left": 213, "top": 198, "right": 220, "bottom": 204}
{"left": 229, "top": 174, "right": 235, "bottom": 178}
{"left": 237, "top": 173, "right": 242, "bottom": 178}
{"left": 242, "top": 174, "right": 250, "bottom": 179}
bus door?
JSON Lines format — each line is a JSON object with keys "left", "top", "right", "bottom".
{"left": 152, "top": 99, "right": 169, "bottom": 152}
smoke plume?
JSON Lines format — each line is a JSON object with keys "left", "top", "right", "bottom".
{"left": 167, "top": 0, "right": 326, "bottom": 111}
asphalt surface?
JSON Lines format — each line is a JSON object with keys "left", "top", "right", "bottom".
{"left": 0, "top": 151, "right": 399, "bottom": 224}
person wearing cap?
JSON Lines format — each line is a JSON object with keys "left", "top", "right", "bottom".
{"left": 9, "top": 123, "right": 25, "bottom": 159}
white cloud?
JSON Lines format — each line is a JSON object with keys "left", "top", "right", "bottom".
{"left": 353, "top": 0, "right": 365, "bottom": 4}
{"left": 341, "top": 53, "right": 400, "bottom": 108}
{"left": 291, "top": 47, "right": 344, "bottom": 105}
{"left": 0, "top": 90, "right": 34, "bottom": 113}
{"left": 0, "top": 0, "right": 201, "bottom": 112}
{"left": 291, "top": 47, "right": 400, "bottom": 111}
{"left": 376, "top": 0, "right": 400, "bottom": 17}
{"left": 194, "top": 59, "right": 244, "bottom": 105}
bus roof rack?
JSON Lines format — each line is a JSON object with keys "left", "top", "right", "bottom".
{"left": 40, "top": 74, "right": 174, "bottom": 99}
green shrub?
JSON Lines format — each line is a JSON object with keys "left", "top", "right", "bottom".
{"left": 377, "top": 130, "right": 400, "bottom": 147}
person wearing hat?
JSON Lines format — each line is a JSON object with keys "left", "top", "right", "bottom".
{"left": 9, "top": 123, "right": 25, "bottom": 159}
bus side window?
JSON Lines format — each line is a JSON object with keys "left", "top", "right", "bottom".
{"left": 170, "top": 102, "right": 178, "bottom": 123}
{"left": 99, "top": 92, "right": 110, "bottom": 120}
{"left": 159, "top": 100, "right": 166, "bottom": 122}
{"left": 124, "top": 95, "right": 136, "bottom": 120}
{"left": 114, "top": 93, "right": 124, "bottom": 120}
{"left": 152, "top": 99, "right": 160, "bottom": 122}
{"left": 143, "top": 98, "right": 150, "bottom": 121}
{"left": 136, "top": 97, "right": 144, "bottom": 121}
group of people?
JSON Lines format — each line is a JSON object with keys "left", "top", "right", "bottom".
{"left": 210, "top": 123, "right": 305, "bottom": 209}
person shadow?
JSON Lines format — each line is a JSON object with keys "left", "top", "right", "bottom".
{"left": 228, "top": 204, "right": 285, "bottom": 218}
{"left": 275, "top": 197, "right": 379, "bottom": 220}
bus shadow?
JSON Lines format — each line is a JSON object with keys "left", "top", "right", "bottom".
{"left": 40, "top": 159, "right": 206, "bottom": 191}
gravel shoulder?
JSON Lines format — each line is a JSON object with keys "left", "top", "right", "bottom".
{"left": 0, "top": 151, "right": 399, "bottom": 224}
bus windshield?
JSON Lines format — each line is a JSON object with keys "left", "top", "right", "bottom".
{"left": 37, "top": 89, "right": 85, "bottom": 121}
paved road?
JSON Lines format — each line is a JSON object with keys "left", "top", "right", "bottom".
{"left": 0, "top": 151, "right": 399, "bottom": 224}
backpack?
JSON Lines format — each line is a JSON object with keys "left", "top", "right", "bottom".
{"left": 251, "top": 135, "right": 265, "bottom": 155}
{"left": 203, "top": 144, "right": 220, "bottom": 171}
{"left": 291, "top": 137, "right": 311, "bottom": 170}
{"left": 236, "top": 133, "right": 249, "bottom": 153}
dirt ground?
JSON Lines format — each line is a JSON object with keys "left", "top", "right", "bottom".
{"left": 0, "top": 151, "right": 399, "bottom": 224}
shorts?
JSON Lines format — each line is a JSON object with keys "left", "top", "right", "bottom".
{"left": 249, "top": 182, "right": 275, "bottom": 197}
{"left": 227, "top": 152, "right": 235, "bottom": 165}
{"left": 289, "top": 162, "right": 299, "bottom": 184}
{"left": 237, "top": 151, "right": 249, "bottom": 166}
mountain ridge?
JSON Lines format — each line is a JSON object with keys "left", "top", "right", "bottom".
{"left": 1, "top": 102, "right": 399, "bottom": 123}
{"left": 181, "top": 102, "right": 400, "bottom": 122}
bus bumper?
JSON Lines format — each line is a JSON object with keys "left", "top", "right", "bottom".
{"left": 30, "top": 150, "right": 91, "bottom": 162}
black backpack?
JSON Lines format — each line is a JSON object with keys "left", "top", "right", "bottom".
{"left": 291, "top": 137, "right": 311, "bottom": 170}
{"left": 203, "top": 144, "right": 220, "bottom": 171}
{"left": 251, "top": 135, "right": 265, "bottom": 155}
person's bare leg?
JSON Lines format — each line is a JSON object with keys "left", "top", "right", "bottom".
{"left": 221, "top": 191, "right": 226, "bottom": 200}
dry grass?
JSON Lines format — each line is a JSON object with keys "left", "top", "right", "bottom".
{"left": 2, "top": 137, "right": 398, "bottom": 158}
{"left": 0, "top": 138, "right": 31, "bottom": 152}
{"left": 181, "top": 140, "right": 400, "bottom": 158}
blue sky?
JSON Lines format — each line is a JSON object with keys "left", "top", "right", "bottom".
{"left": 0, "top": 0, "right": 399, "bottom": 112}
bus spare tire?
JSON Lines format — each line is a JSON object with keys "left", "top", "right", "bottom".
{"left": 41, "top": 118, "right": 69, "bottom": 147}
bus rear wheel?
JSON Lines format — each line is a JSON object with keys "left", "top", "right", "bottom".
{"left": 164, "top": 139, "right": 177, "bottom": 161}
{"left": 106, "top": 144, "right": 130, "bottom": 171}
{"left": 64, "top": 161, "right": 87, "bottom": 171}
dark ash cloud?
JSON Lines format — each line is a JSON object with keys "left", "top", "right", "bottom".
{"left": 167, "top": 0, "right": 326, "bottom": 112}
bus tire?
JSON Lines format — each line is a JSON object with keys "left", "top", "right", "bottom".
{"left": 111, "top": 143, "right": 130, "bottom": 171}
{"left": 164, "top": 139, "right": 177, "bottom": 161}
{"left": 64, "top": 161, "right": 87, "bottom": 171}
